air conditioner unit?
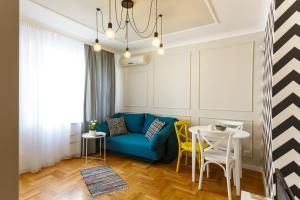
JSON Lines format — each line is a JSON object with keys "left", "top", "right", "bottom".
{"left": 120, "top": 55, "right": 149, "bottom": 67}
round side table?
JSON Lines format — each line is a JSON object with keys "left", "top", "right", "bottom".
{"left": 82, "top": 132, "right": 106, "bottom": 163}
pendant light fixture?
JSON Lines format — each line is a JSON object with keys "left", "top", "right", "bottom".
{"left": 105, "top": 0, "right": 115, "bottom": 40}
{"left": 124, "top": 20, "right": 131, "bottom": 58}
{"left": 152, "top": 0, "right": 160, "bottom": 47}
{"left": 93, "top": 8, "right": 102, "bottom": 52}
{"left": 158, "top": 14, "right": 164, "bottom": 55}
{"left": 92, "top": 0, "right": 165, "bottom": 56}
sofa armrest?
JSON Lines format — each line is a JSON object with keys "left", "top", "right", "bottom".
{"left": 149, "top": 121, "right": 176, "bottom": 150}
{"left": 96, "top": 121, "right": 110, "bottom": 136}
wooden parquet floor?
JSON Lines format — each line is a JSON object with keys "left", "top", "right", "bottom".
{"left": 19, "top": 153, "right": 265, "bottom": 200}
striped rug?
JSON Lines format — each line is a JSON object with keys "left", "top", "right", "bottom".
{"left": 80, "top": 164, "right": 128, "bottom": 197}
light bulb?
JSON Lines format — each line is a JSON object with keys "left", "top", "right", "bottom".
{"left": 158, "top": 43, "right": 165, "bottom": 55}
{"left": 152, "top": 37, "right": 160, "bottom": 47}
{"left": 93, "top": 39, "right": 101, "bottom": 52}
{"left": 105, "top": 28, "right": 115, "bottom": 40}
{"left": 105, "top": 23, "right": 115, "bottom": 40}
{"left": 124, "top": 48, "right": 131, "bottom": 58}
{"left": 152, "top": 32, "right": 160, "bottom": 47}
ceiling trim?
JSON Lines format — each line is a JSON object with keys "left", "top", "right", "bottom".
{"left": 20, "top": 17, "right": 120, "bottom": 54}
{"left": 27, "top": 0, "right": 219, "bottom": 45}
{"left": 28, "top": 0, "right": 125, "bottom": 43}
{"left": 131, "top": 29, "right": 264, "bottom": 54}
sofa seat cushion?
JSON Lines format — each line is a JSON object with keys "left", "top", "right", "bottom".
{"left": 106, "top": 133, "right": 165, "bottom": 161}
{"left": 142, "top": 114, "right": 175, "bottom": 134}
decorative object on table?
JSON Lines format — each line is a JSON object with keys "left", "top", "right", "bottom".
{"left": 88, "top": 120, "right": 98, "bottom": 136}
{"left": 217, "top": 120, "right": 244, "bottom": 130}
{"left": 174, "top": 120, "right": 208, "bottom": 173}
{"left": 80, "top": 164, "right": 128, "bottom": 197}
{"left": 145, "top": 119, "right": 165, "bottom": 140}
{"left": 82, "top": 132, "right": 106, "bottom": 163}
{"left": 214, "top": 124, "right": 226, "bottom": 131}
{"left": 107, "top": 117, "right": 128, "bottom": 136}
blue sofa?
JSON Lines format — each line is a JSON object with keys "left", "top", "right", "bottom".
{"left": 96, "top": 113, "right": 178, "bottom": 163}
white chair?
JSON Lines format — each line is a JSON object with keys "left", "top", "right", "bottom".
{"left": 217, "top": 120, "right": 244, "bottom": 179}
{"left": 197, "top": 129, "right": 235, "bottom": 200}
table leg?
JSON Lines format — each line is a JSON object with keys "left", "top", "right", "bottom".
{"left": 85, "top": 138, "right": 88, "bottom": 164}
{"left": 192, "top": 133, "right": 196, "bottom": 182}
{"left": 104, "top": 136, "right": 106, "bottom": 161}
{"left": 234, "top": 139, "right": 241, "bottom": 196}
{"left": 81, "top": 137, "right": 84, "bottom": 158}
{"left": 100, "top": 138, "right": 102, "bottom": 157}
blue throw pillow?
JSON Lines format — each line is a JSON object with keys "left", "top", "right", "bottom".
{"left": 142, "top": 114, "right": 175, "bottom": 134}
{"left": 123, "top": 113, "right": 145, "bottom": 133}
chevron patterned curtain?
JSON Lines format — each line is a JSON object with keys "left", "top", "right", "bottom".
{"left": 262, "top": 0, "right": 275, "bottom": 198}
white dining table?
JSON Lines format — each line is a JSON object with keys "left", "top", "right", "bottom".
{"left": 189, "top": 125, "right": 250, "bottom": 196}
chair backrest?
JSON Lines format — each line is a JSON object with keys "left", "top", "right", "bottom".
{"left": 197, "top": 129, "right": 233, "bottom": 164}
{"left": 217, "top": 120, "right": 243, "bottom": 130}
{"left": 174, "top": 120, "right": 190, "bottom": 148}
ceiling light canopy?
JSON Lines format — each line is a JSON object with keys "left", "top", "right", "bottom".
{"left": 93, "top": 0, "right": 165, "bottom": 57}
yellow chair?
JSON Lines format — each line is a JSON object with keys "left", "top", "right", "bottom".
{"left": 174, "top": 120, "right": 207, "bottom": 172}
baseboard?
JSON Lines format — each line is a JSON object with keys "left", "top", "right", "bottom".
{"left": 242, "top": 163, "right": 263, "bottom": 172}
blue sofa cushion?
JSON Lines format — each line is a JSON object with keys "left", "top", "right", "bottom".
{"left": 121, "top": 113, "right": 145, "bottom": 133}
{"left": 142, "top": 113, "right": 175, "bottom": 134}
{"left": 106, "top": 133, "right": 165, "bottom": 161}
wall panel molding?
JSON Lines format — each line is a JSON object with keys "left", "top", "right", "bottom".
{"left": 152, "top": 49, "right": 192, "bottom": 109}
{"left": 123, "top": 70, "right": 148, "bottom": 108}
{"left": 198, "top": 42, "right": 254, "bottom": 112}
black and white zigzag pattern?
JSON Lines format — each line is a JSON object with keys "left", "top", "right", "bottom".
{"left": 272, "top": 0, "right": 300, "bottom": 199}
{"left": 263, "top": 0, "right": 275, "bottom": 197}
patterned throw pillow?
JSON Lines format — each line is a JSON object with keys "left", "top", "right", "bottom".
{"left": 145, "top": 119, "right": 165, "bottom": 140}
{"left": 107, "top": 117, "right": 128, "bottom": 136}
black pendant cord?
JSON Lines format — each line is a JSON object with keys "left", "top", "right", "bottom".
{"left": 126, "top": 15, "right": 129, "bottom": 49}
{"left": 160, "top": 14, "right": 163, "bottom": 42}
{"left": 96, "top": 9, "right": 99, "bottom": 39}
{"left": 114, "top": 0, "right": 127, "bottom": 32}
{"left": 128, "top": 15, "right": 160, "bottom": 39}
{"left": 109, "top": 0, "right": 112, "bottom": 23}
{"left": 97, "top": 8, "right": 106, "bottom": 33}
{"left": 130, "top": 0, "right": 155, "bottom": 34}
{"left": 155, "top": 0, "right": 158, "bottom": 33}
{"left": 115, "top": 7, "right": 126, "bottom": 33}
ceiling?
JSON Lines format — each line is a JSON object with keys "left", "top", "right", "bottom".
{"left": 20, "top": 0, "right": 269, "bottom": 51}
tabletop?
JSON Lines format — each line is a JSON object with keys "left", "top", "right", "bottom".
{"left": 189, "top": 125, "right": 250, "bottom": 139}
{"left": 82, "top": 132, "right": 106, "bottom": 138}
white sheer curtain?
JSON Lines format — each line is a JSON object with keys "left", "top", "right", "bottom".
{"left": 19, "top": 23, "right": 85, "bottom": 173}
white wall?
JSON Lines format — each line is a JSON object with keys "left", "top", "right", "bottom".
{"left": 118, "top": 32, "right": 265, "bottom": 170}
